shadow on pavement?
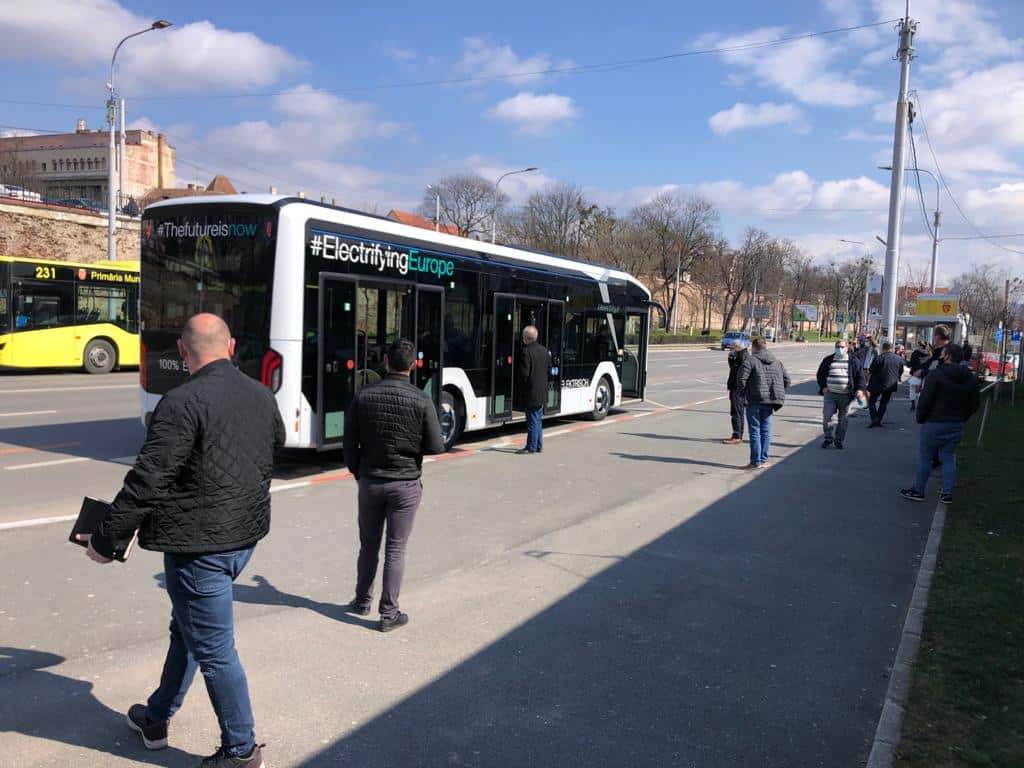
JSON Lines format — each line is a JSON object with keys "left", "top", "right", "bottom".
{"left": 0, "top": 647, "right": 199, "bottom": 766}
{"left": 231, "top": 575, "right": 379, "bottom": 631}
{"left": 291, "top": 400, "right": 933, "bottom": 768}
{"left": 0, "top": 418, "right": 144, "bottom": 461}
{"left": 620, "top": 432, "right": 804, "bottom": 449}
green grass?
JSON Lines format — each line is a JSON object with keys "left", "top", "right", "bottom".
{"left": 896, "top": 399, "right": 1024, "bottom": 768}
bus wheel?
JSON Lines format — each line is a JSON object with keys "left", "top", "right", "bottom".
{"left": 440, "top": 390, "right": 463, "bottom": 451}
{"left": 84, "top": 339, "right": 116, "bottom": 374}
{"left": 590, "top": 376, "right": 612, "bottom": 420}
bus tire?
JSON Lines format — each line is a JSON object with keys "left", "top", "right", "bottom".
{"left": 589, "top": 376, "right": 613, "bottom": 420}
{"left": 440, "top": 389, "right": 464, "bottom": 452}
{"left": 84, "top": 339, "right": 116, "bottom": 374}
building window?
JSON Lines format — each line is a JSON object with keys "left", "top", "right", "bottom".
{"left": 42, "top": 163, "right": 47, "bottom": 172}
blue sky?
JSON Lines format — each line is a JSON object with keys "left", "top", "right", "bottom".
{"left": 2, "top": 0, "right": 1023, "bottom": 280}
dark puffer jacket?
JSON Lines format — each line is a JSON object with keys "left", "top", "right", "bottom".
{"left": 917, "top": 363, "right": 980, "bottom": 424}
{"left": 518, "top": 341, "right": 550, "bottom": 409}
{"left": 343, "top": 373, "right": 445, "bottom": 481}
{"left": 93, "top": 359, "right": 286, "bottom": 558}
{"left": 737, "top": 349, "right": 791, "bottom": 409}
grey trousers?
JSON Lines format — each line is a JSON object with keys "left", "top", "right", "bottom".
{"left": 823, "top": 391, "right": 853, "bottom": 442}
{"left": 355, "top": 478, "right": 423, "bottom": 619}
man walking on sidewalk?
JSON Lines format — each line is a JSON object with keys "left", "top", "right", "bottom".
{"left": 723, "top": 339, "right": 748, "bottom": 445}
{"left": 900, "top": 343, "right": 980, "bottom": 505}
{"left": 736, "top": 337, "right": 790, "bottom": 469}
{"left": 867, "top": 342, "right": 905, "bottom": 427}
{"left": 816, "top": 339, "right": 866, "bottom": 450}
{"left": 517, "top": 325, "right": 550, "bottom": 454}
{"left": 78, "top": 313, "right": 285, "bottom": 768}
{"left": 344, "top": 338, "right": 445, "bottom": 632}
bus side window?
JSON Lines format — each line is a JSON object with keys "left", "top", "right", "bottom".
{"left": 563, "top": 312, "right": 582, "bottom": 364}
{"left": 16, "top": 280, "right": 74, "bottom": 329}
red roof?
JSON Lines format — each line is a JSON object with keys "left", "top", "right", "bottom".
{"left": 387, "top": 209, "right": 460, "bottom": 236}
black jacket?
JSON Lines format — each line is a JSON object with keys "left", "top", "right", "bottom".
{"left": 94, "top": 359, "right": 286, "bottom": 558}
{"left": 816, "top": 353, "right": 867, "bottom": 395}
{"left": 737, "top": 349, "right": 791, "bottom": 408}
{"left": 908, "top": 348, "right": 929, "bottom": 375}
{"left": 917, "top": 364, "right": 980, "bottom": 424}
{"left": 868, "top": 352, "right": 905, "bottom": 393}
{"left": 518, "top": 342, "right": 550, "bottom": 409}
{"left": 343, "top": 373, "right": 445, "bottom": 481}
{"left": 726, "top": 349, "right": 748, "bottom": 391}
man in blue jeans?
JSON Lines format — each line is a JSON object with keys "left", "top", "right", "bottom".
{"left": 901, "top": 343, "right": 979, "bottom": 505}
{"left": 78, "top": 314, "right": 285, "bottom": 767}
{"left": 516, "top": 325, "right": 550, "bottom": 454}
{"left": 736, "top": 337, "right": 791, "bottom": 469}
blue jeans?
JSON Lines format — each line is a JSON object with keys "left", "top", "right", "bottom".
{"left": 915, "top": 422, "right": 965, "bottom": 495}
{"left": 525, "top": 406, "right": 544, "bottom": 452}
{"left": 146, "top": 547, "right": 256, "bottom": 757}
{"left": 746, "top": 404, "right": 774, "bottom": 466}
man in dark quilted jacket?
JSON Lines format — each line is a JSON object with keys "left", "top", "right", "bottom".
{"left": 79, "top": 313, "right": 285, "bottom": 768}
{"left": 344, "top": 338, "right": 445, "bottom": 632}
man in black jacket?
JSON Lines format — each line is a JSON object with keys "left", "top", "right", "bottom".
{"left": 867, "top": 342, "right": 905, "bottom": 427}
{"left": 517, "top": 324, "right": 550, "bottom": 454}
{"left": 344, "top": 338, "right": 444, "bottom": 632}
{"left": 900, "top": 343, "right": 979, "bottom": 505}
{"left": 723, "top": 340, "right": 748, "bottom": 445}
{"left": 78, "top": 313, "right": 285, "bottom": 768}
{"left": 736, "top": 338, "right": 791, "bottom": 469}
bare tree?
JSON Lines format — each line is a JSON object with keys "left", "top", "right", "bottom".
{"left": 420, "top": 174, "right": 506, "bottom": 238}
{"left": 954, "top": 264, "right": 1006, "bottom": 349}
{"left": 502, "top": 183, "right": 595, "bottom": 256}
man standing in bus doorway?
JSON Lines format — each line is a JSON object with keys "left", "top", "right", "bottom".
{"left": 517, "top": 325, "right": 550, "bottom": 454}
{"left": 723, "top": 339, "right": 748, "bottom": 445}
{"left": 344, "top": 339, "right": 445, "bottom": 632}
{"left": 76, "top": 313, "right": 285, "bottom": 768}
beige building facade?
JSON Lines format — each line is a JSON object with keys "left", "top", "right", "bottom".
{"left": 0, "top": 119, "right": 174, "bottom": 207}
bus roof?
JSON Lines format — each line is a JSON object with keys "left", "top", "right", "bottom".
{"left": 0, "top": 255, "right": 139, "bottom": 271}
{"left": 145, "top": 194, "right": 651, "bottom": 298}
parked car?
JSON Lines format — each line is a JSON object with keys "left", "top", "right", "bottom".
{"left": 762, "top": 326, "right": 777, "bottom": 342}
{"left": 55, "top": 197, "right": 104, "bottom": 212}
{"left": 0, "top": 184, "right": 42, "bottom": 201}
{"left": 721, "top": 331, "right": 752, "bottom": 351}
{"left": 971, "top": 352, "right": 1014, "bottom": 377}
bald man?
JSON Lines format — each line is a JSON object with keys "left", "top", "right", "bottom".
{"left": 80, "top": 313, "right": 285, "bottom": 768}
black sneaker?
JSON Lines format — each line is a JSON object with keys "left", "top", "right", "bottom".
{"left": 900, "top": 488, "right": 926, "bottom": 502}
{"left": 347, "top": 599, "right": 371, "bottom": 616}
{"left": 939, "top": 492, "right": 953, "bottom": 505}
{"left": 126, "top": 704, "right": 168, "bottom": 750}
{"left": 380, "top": 612, "right": 409, "bottom": 633}
{"left": 200, "top": 744, "right": 265, "bottom": 767}
{"left": 910, "top": 402, "right": 916, "bottom": 412}
{"left": 834, "top": 440, "right": 844, "bottom": 450}
{"left": 822, "top": 439, "right": 833, "bottom": 449}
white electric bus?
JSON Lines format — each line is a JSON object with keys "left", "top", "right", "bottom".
{"left": 139, "top": 195, "right": 652, "bottom": 450}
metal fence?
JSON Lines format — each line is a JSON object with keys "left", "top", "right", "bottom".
{"left": 976, "top": 379, "right": 1016, "bottom": 447}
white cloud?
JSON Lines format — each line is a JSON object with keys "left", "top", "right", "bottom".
{"left": 0, "top": 129, "right": 39, "bottom": 137}
{"left": 965, "top": 182, "right": 1024, "bottom": 229}
{"left": 382, "top": 43, "right": 417, "bottom": 63}
{"left": 0, "top": 2, "right": 302, "bottom": 93}
{"left": 812, "top": 177, "right": 890, "bottom": 211}
{"left": 708, "top": 102, "right": 806, "bottom": 136}
{"left": 488, "top": 92, "right": 578, "bottom": 135}
{"left": 697, "top": 26, "right": 880, "bottom": 107}
{"left": 842, "top": 128, "right": 889, "bottom": 143}
{"left": 456, "top": 37, "right": 569, "bottom": 87}
{"left": 464, "top": 155, "right": 554, "bottom": 200}
{"left": 127, "top": 117, "right": 159, "bottom": 132}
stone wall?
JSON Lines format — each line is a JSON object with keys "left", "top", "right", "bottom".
{"left": 0, "top": 199, "right": 139, "bottom": 264}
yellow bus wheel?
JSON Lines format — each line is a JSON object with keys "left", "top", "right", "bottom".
{"left": 84, "top": 340, "right": 116, "bottom": 374}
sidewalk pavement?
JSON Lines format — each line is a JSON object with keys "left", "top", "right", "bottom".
{"left": 0, "top": 383, "right": 932, "bottom": 767}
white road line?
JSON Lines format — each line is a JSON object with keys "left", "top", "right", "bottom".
{"left": 631, "top": 412, "right": 656, "bottom": 418}
{"left": 0, "top": 384, "right": 137, "bottom": 395}
{"left": 110, "top": 456, "right": 137, "bottom": 465}
{"left": 0, "top": 513, "right": 78, "bottom": 531}
{"left": 4, "top": 456, "right": 91, "bottom": 471}
{"left": 668, "top": 364, "right": 690, "bottom": 368}
{"left": 270, "top": 480, "right": 312, "bottom": 494}
{"left": 0, "top": 410, "right": 58, "bottom": 417}
{"left": 545, "top": 428, "right": 575, "bottom": 437}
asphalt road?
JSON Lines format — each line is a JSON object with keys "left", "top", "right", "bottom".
{"left": 0, "top": 343, "right": 934, "bottom": 767}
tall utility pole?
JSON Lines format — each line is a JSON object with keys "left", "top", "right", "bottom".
{"left": 671, "top": 248, "right": 681, "bottom": 334}
{"left": 118, "top": 96, "right": 126, "bottom": 214}
{"left": 880, "top": 8, "right": 917, "bottom": 343}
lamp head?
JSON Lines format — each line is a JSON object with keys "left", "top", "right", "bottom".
{"left": 152, "top": 20, "right": 173, "bottom": 29}
{"left": 524, "top": 166, "right": 538, "bottom": 172}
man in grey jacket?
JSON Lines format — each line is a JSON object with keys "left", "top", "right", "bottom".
{"left": 736, "top": 338, "right": 791, "bottom": 469}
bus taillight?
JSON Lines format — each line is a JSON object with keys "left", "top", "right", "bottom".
{"left": 261, "top": 348, "right": 283, "bottom": 393}
{"left": 140, "top": 341, "right": 147, "bottom": 391}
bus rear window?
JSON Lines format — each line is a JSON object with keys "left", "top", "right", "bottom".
{"left": 0, "top": 261, "right": 9, "bottom": 334}
{"left": 141, "top": 209, "right": 276, "bottom": 387}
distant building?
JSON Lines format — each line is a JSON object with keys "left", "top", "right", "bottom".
{"left": 142, "top": 174, "right": 237, "bottom": 208}
{"left": 387, "top": 209, "right": 460, "bottom": 236}
{"left": 0, "top": 119, "right": 174, "bottom": 207}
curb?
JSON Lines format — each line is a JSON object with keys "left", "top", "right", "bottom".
{"left": 865, "top": 500, "right": 946, "bottom": 768}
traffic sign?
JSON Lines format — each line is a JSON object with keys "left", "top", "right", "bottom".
{"left": 835, "top": 312, "right": 845, "bottom": 324}
{"left": 1012, "top": 329, "right": 1022, "bottom": 343}
{"left": 995, "top": 328, "right": 1003, "bottom": 343}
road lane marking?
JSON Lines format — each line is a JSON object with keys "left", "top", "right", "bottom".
{"left": 111, "top": 456, "right": 137, "bottom": 465}
{"left": 668, "top": 364, "right": 689, "bottom": 368}
{"left": 0, "top": 513, "right": 78, "bottom": 531}
{"left": 0, "top": 410, "right": 58, "bottom": 417}
{"left": 5, "top": 456, "right": 91, "bottom": 470}
{"left": 0, "top": 441, "right": 80, "bottom": 456}
{"left": 0, "top": 384, "right": 137, "bottom": 395}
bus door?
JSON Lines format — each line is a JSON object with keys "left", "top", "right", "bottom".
{"left": 622, "top": 308, "right": 649, "bottom": 398}
{"left": 545, "top": 300, "right": 565, "bottom": 414}
{"left": 317, "top": 275, "right": 357, "bottom": 448}
{"left": 354, "top": 279, "right": 415, "bottom": 390}
{"left": 415, "top": 285, "right": 444, "bottom": 412}
{"left": 490, "top": 294, "right": 515, "bottom": 421}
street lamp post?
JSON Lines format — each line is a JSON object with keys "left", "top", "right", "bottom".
{"left": 491, "top": 166, "right": 537, "bottom": 244}
{"left": 426, "top": 185, "right": 440, "bottom": 232}
{"left": 879, "top": 165, "right": 941, "bottom": 292}
{"left": 107, "top": 20, "right": 172, "bottom": 262}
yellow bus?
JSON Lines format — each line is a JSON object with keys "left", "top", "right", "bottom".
{"left": 0, "top": 255, "right": 140, "bottom": 374}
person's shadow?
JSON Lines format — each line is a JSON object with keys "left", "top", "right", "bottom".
{"left": 0, "top": 647, "right": 199, "bottom": 765}
{"left": 153, "top": 574, "right": 378, "bottom": 630}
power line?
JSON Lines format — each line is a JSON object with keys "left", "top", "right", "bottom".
{"left": 0, "top": 18, "right": 899, "bottom": 108}
{"left": 943, "top": 233, "right": 1024, "bottom": 240}
{"left": 913, "top": 92, "right": 1024, "bottom": 257}
{"left": 907, "top": 123, "right": 935, "bottom": 240}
